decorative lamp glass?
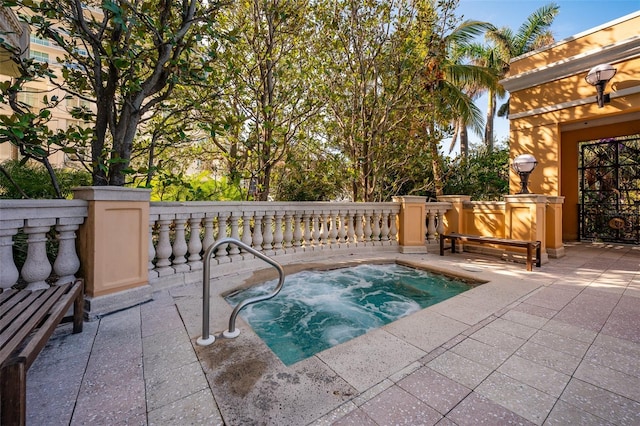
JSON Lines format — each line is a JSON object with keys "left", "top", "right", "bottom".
{"left": 511, "top": 154, "right": 537, "bottom": 194}
{"left": 585, "top": 64, "right": 617, "bottom": 107}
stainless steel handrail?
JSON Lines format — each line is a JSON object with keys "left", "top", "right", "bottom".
{"left": 196, "top": 237, "right": 285, "bottom": 346}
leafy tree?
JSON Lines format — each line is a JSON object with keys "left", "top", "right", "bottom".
{"left": 411, "top": 0, "right": 497, "bottom": 196}
{"left": 314, "top": 0, "right": 425, "bottom": 202}
{"left": 443, "top": 143, "right": 509, "bottom": 200}
{"left": 210, "top": 0, "right": 323, "bottom": 201}
{"left": 7, "top": 0, "right": 229, "bottom": 186}
{"left": 0, "top": 159, "right": 91, "bottom": 199}
{"left": 0, "top": 47, "right": 92, "bottom": 198}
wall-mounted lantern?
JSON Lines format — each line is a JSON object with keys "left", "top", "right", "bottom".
{"left": 585, "top": 63, "right": 617, "bottom": 108}
{"left": 512, "top": 154, "right": 538, "bottom": 194}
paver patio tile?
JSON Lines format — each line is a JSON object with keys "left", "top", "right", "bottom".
{"left": 469, "top": 326, "right": 526, "bottom": 353}
{"left": 445, "top": 392, "right": 535, "bottom": 426}
{"left": 331, "top": 408, "right": 377, "bottom": 426}
{"left": 141, "top": 304, "right": 185, "bottom": 337}
{"left": 145, "top": 360, "right": 209, "bottom": 411}
{"left": 522, "top": 287, "right": 578, "bottom": 311}
{"left": 147, "top": 389, "right": 223, "bottom": 426}
{"left": 510, "top": 301, "right": 558, "bottom": 319}
{"left": 397, "top": 366, "right": 471, "bottom": 414}
{"left": 552, "top": 291, "right": 620, "bottom": 332}
{"left": 500, "top": 309, "right": 549, "bottom": 329}
{"left": 559, "top": 378, "right": 640, "bottom": 425}
{"left": 475, "top": 372, "right": 556, "bottom": 425}
{"left": 593, "top": 333, "right": 640, "bottom": 358}
{"left": 540, "top": 319, "right": 597, "bottom": 344}
{"left": 486, "top": 317, "right": 539, "bottom": 340}
{"left": 450, "top": 337, "right": 511, "bottom": 369}
{"left": 528, "top": 330, "right": 590, "bottom": 358}
{"left": 544, "top": 400, "right": 614, "bottom": 425}
{"left": 514, "top": 341, "right": 581, "bottom": 376}
{"left": 583, "top": 343, "right": 640, "bottom": 378}
{"left": 497, "top": 355, "right": 570, "bottom": 397}
{"left": 600, "top": 295, "right": 640, "bottom": 343}
{"left": 574, "top": 360, "right": 640, "bottom": 401}
{"left": 359, "top": 385, "right": 442, "bottom": 425}
{"left": 427, "top": 351, "right": 493, "bottom": 389}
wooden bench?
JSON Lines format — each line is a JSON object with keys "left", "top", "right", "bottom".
{"left": 1, "top": 280, "right": 83, "bottom": 425}
{"left": 440, "top": 233, "right": 541, "bottom": 271}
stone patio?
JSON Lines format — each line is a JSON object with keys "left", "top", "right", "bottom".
{"left": 26, "top": 242, "right": 640, "bottom": 425}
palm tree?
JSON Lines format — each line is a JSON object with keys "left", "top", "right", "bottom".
{"left": 414, "top": 2, "right": 499, "bottom": 195}
{"left": 487, "top": 3, "right": 559, "bottom": 121}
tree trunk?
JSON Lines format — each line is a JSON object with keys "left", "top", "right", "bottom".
{"left": 484, "top": 89, "right": 496, "bottom": 151}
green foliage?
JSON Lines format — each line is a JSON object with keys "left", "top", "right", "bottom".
{"left": 149, "top": 171, "right": 244, "bottom": 201}
{"left": 272, "top": 153, "right": 349, "bottom": 201}
{"left": 443, "top": 146, "right": 509, "bottom": 200}
{"left": 0, "top": 160, "right": 91, "bottom": 199}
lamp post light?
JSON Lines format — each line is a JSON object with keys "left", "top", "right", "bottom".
{"left": 512, "top": 154, "right": 537, "bottom": 194}
{"left": 585, "top": 63, "right": 617, "bottom": 108}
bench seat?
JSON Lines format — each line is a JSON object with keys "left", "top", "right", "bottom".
{"left": 440, "top": 233, "right": 541, "bottom": 271}
{"left": 1, "top": 280, "right": 83, "bottom": 425}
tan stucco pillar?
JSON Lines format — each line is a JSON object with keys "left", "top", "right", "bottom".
{"left": 504, "top": 194, "right": 549, "bottom": 264}
{"left": 437, "top": 195, "right": 471, "bottom": 234}
{"left": 73, "top": 187, "right": 152, "bottom": 320}
{"left": 393, "top": 196, "right": 427, "bottom": 253}
{"left": 545, "top": 196, "right": 565, "bottom": 258}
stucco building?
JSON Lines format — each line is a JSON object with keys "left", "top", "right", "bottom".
{"left": 502, "top": 10, "right": 640, "bottom": 246}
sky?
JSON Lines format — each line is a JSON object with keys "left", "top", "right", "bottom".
{"left": 452, "top": 0, "right": 640, "bottom": 153}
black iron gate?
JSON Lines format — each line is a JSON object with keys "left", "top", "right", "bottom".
{"left": 578, "top": 135, "right": 640, "bottom": 244}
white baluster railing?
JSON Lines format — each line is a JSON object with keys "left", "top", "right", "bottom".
{"left": 0, "top": 200, "right": 87, "bottom": 290}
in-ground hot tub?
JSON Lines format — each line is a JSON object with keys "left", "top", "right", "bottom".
{"left": 225, "top": 261, "right": 480, "bottom": 365}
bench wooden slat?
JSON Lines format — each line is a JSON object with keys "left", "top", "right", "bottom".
{"left": 0, "top": 283, "right": 71, "bottom": 366}
{"left": 0, "top": 288, "right": 19, "bottom": 304}
{"left": 0, "top": 280, "right": 83, "bottom": 426}
{"left": 19, "top": 281, "right": 83, "bottom": 368}
{"left": 0, "top": 290, "right": 44, "bottom": 331}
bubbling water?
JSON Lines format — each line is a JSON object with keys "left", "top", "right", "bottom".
{"left": 225, "top": 263, "right": 471, "bottom": 365}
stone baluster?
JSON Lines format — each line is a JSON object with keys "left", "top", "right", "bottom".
{"left": 273, "top": 211, "right": 284, "bottom": 252}
{"left": 172, "top": 217, "right": 189, "bottom": 272}
{"left": 228, "top": 212, "right": 241, "bottom": 256}
{"left": 215, "top": 212, "right": 230, "bottom": 262}
{"left": 21, "top": 221, "right": 54, "bottom": 290}
{"left": 328, "top": 211, "right": 338, "bottom": 245}
{"left": 187, "top": 215, "right": 203, "bottom": 269}
{"left": 355, "top": 211, "right": 364, "bottom": 243}
{"left": 202, "top": 215, "right": 215, "bottom": 252}
{"left": 380, "top": 211, "right": 390, "bottom": 242}
{"left": 53, "top": 219, "right": 83, "bottom": 285}
{"left": 0, "top": 222, "right": 20, "bottom": 290}
{"left": 283, "top": 212, "right": 293, "bottom": 249}
{"left": 302, "top": 213, "right": 311, "bottom": 248}
{"left": 338, "top": 212, "right": 347, "bottom": 244}
{"left": 346, "top": 211, "right": 355, "bottom": 244}
{"left": 262, "top": 212, "right": 274, "bottom": 255}
{"left": 319, "top": 213, "right": 328, "bottom": 246}
{"left": 363, "top": 212, "right": 372, "bottom": 243}
{"left": 252, "top": 213, "right": 264, "bottom": 250}
{"left": 155, "top": 219, "right": 173, "bottom": 274}
{"left": 312, "top": 214, "right": 320, "bottom": 246}
{"left": 436, "top": 210, "right": 446, "bottom": 237}
{"left": 372, "top": 212, "right": 381, "bottom": 243}
{"left": 426, "top": 211, "right": 437, "bottom": 241}
{"left": 389, "top": 212, "right": 398, "bottom": 242}
{"left": 293, "top": 213, "right": 303, "bottom": 248}
{"left": 241, "top": 212, "right": 254, "bottom": 254}
{"left": 148, "top": 220, "right": 158, "bottom": 278}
